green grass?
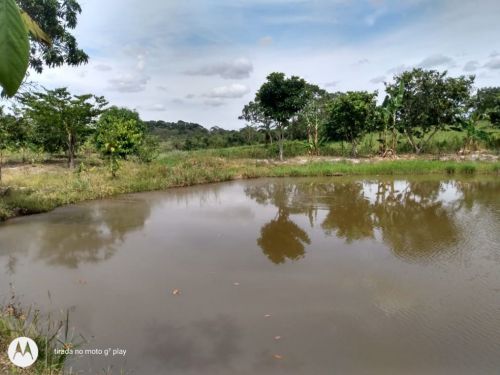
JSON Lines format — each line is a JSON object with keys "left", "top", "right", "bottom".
{"left": 0, "top": 302, "right": 83, "bottom": 374}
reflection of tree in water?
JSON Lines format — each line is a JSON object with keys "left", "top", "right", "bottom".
{"left": 320, "top": 183, "right": 374, "bottom": 243}
{"left": 245, "top": 182, "right": 311, "bottom": 264}
{"left": 372, "top": 181, "right": 459, "bottom": 262}
{"left": 36, "top": 200, "right": 152, "bottom": 268}
{"left": 258, "top": 209, "right": 310, "bottom": 264}
{"left": 244, "top": 178, "right": 490, "bottom": 264}
{"left": 452, "top": 180, "right": 500, "bottom": 216}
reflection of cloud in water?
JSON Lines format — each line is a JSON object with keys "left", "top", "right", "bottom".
{"left": 143, "top": 315, "right": 241, "bottom": 373}
{"left": 0, "top": 198, "right": 152, "bottom": 270}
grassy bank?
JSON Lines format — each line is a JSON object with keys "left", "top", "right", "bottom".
{"left": 0, "top": 302, "right": 79, "bottom": 375}
{"left": 0, "top": 153, "right": 498, "bottom": 222}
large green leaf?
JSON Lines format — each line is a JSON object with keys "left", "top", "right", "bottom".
{"left": 0, "top": 0, "right": 30, "bottom": 97}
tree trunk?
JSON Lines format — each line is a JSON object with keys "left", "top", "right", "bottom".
{"left": 403, "top": 129, "right": 420, "bottom": 154}
{"left": 314, "top": 120, "right": 319, "bottom": 156}
{"left": 351, "top": 140, "right": 358, "bottom": 157}
{"left": 278, "top": 126, "right": 284, "bottom": 161}
{"left": 67, "top": 132, "right": 76, "bottom": 169}
{"left": 278, "top": 134, "right": 284, "bottom": 161}
{"left": 306, "top": 124, "right": 314, "bottom": 154}
{"left": 0, "top": 150, "right": 3, "bottom": 182}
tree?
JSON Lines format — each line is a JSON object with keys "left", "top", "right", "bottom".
{"left": 0, "top": 107, "right": 15, "bottom": 181}
{"left": 239, "top": 101, "right": 274, "bottom": 145}
{"left": 8, "top": 107, "right": 32, "bottom": 162}
{"left": 0, "top": 0, "right": 87, "bottom": 97}
{"left": 21, "top": 88, "right": 107, "bottom": 168}
{"left": 386, "top": 69, "right": 474, "bottom": 154}
{"left": 16, "top": 0, "right": 88, "bottom": 73}
{"left": 298, "top": 84, "right": 329, "bottom": 155}
{"left": 380, "top": 80, "right": 404, "bottom": 156}
{"left": 474, "top": 87, "right": 500, "bottom": 127}
{"left": 324, "top": 91, "right": 378, "bottom": 156}
{"left": 255, "top": 72, "right": 310, "bottom": 160}
{"left": 94, "top": 107, "right": 147, "bottom": 177}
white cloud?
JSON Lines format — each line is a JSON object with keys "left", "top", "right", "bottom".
{"left": 149, "top": 104, "right": 167, "bottom": 111}
{"left": 185, "top": 58, "right": 253, "bottom": 79}
{"left": 386, "top": 64, "right": 411, "bottom": 76}
{"left": 204, "top": 84, "right": 250, "bottom": 99}
{"left": 463, "top": 60, "right": 479, "bottom": 72}
{"left": 417, "top": 54, "right": 455, "bottom": 69}
{"left": 108, "top": 73, "right": 150, "bottom": 93}
{"left": 94, "top": 64, "right": 112, "bottom": 71}
{"left": 370, "top": 75, "right": 386, "bottom": 84}
{"left": 324, "top": 80, "right": 340, "bottom": 87}
{"left": 204, "top": 99, "right": 226, "bottom": 107}
{"left": 137, "top": 54, "right": 146, "bottom": 71}
{"left": 355, "top": 58, "right": 370, "bottom": 65}
{"left": 259, "top": 36, "right": 273, "bottom": 46}
{"left": 484, "top": 58, "right": 500, "bottom": 70}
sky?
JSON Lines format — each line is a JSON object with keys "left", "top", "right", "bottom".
{"left": 34, "top": 0, "right": 500, "bottom": 129}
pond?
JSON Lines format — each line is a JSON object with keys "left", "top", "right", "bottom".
{"left": 1, "top": 177, "right": 499, "bottom": 374}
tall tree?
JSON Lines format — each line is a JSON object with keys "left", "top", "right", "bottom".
{"left": 324, "top": 91, "right": 378, "bottom": 156}
{"left": 299, "top": 84, "right": 329, "bottom": 155}
{"left": 380, "top": 81, "right": 404, "bottom": 156}
{"left": 255, "top": 72, "right": 310, "bottom": 160}
{"left": 21, "top": 88, "right": 106, "bottom": 168}
{"left": 386, "top": 69, "right": 474, "bottom": 154}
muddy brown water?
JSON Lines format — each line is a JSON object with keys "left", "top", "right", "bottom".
{"left": 0, "top": 177, "right": 499, "bottom": 375}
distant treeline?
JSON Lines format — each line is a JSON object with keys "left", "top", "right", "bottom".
{"left": 146, "top": 120, "right": 267, "bottom": 150}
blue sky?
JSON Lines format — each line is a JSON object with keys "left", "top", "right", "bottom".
{"left": 36, "top": 0, "right": 500, "bottom": 129}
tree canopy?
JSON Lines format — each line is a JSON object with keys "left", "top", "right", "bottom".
{"left": 21, "top": 88, "right": 107, "bottom": 168}
{"left": 386, "top": 68, "right": 474, "bottom": 153}
{"left": 323, "top": 91, "right": 378, "bottom": 156}
{"left": 252, "top": 72, "right": 310, "bottom": 160}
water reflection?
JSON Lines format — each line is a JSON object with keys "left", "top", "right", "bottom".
{"left": 36, "top": 201, "right": 152, "bottom": 268}
{"left": 371, "top": 181, "right": 459, "bottom": 262}
{"left": 143, "top": 316, "right": 241, "bottom": 373}
{"left": 320, "top": 183, "right": 374, "bottom": 242}
{"left": 246, "top": 178, "right": 497, "bottom": 264}
{"left": 246, "top": 183, "right": 311, "bottom": 264}
{"left": 0, "top": 198, "right": 151, "bottom": 269}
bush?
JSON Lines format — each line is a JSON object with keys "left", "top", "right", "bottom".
{"left": 137, "top": 135, "right": 160, "bottom": 163}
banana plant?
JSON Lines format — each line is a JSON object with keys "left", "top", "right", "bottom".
{"left": 0, "top": 0, "right": 51, "bottom": 97}
{"left": 380, "top": 80, "right": 404, "bottom": 156}
{"left": 450, "top": 112, "right": 491, "bottom": 153}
